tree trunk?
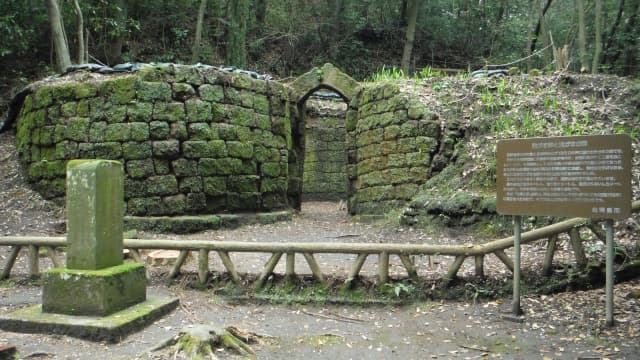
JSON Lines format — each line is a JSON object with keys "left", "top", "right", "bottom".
{"left": 71, "top": 0, "right": 85, "bottom": 64}
{"left": 191, "top": 0, "right": 208, "bottom": 64}
{"left": 526, "top": 0, "right": 536, "bottom": 70}
{"left": 530, "top": 0, "right": 554, "bottom": 54}
{"left": 621, "top": 0, "right": 639, "bottom": 75}
{"left": 226, "top": 0, "right": 249, "bottom": 68}
{"left": 401, "top": 0, "right": 420, "bottom": 75}
{"left": 255, "top": 0, "right": 267, "bottom": 26}
{"left": 106, "top": 0, "right": 126, "bottom": 65}
{"left": 45, "top": 0, "right": 71, "bottom": 72}
{"left": 592, "top": 0, "right": 603, "bottom": 73}
{"left": 577, "top": 0, "right": 589, "bottom": 72}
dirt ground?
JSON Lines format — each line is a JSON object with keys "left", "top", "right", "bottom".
{"left": 1, "top": 129, "right": 639, "bottom": 359}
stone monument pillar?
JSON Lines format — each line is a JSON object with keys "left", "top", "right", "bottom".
{"left": 42, "top": 160, "right": 146, "bottom": 316}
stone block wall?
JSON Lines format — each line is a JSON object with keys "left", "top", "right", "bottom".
{"left": 347, "top": 82, "right": 441, "bottom": 214}
{"left": 302, "top": 101, "right": 348, "bottom": 200}
{"left": 16, "top": 65, "right": 293, "bottom": 216}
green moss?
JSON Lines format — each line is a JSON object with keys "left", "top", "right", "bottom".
{"left": 188, "top": 123, "right": 216, "bottom": 140}
{"left": 66, "top": 117, "right": 90, "bottom": 141}
{"left": 149, "top": 121, "right": 170, "bottom": 140}
{"left": 203, "top": 176, "right": 227, "bottom": 196}
{"left": 199, "top": 84, "right": 224, "bottom": 102}
{"left": 74, "top": 82, "right": 98, "bottom": 99}
{"left": 122, "top": 142, "right": 152, "bottom": 160}
{"left": 152, "top": 140, "right": 180, "bottom": 158}
{"left": 227, "top": 141, "right": 253, "bottom": 159}
{"left": 145, "top": 175, "right": 178, "bottom": 196}
{"left": 102, "top": 123, "right": 128, "bottom": 142}
{"left": 126, "top": 159, "right": 155, "bottom": 178}
{"left": 185, "top": 99, "right": 212, "bottom": 122}
{"left": 153, "top": 102, "right": 185, "bottom": 122}
{"left": 137, "top": 81, "right": 171, "bottom": 102}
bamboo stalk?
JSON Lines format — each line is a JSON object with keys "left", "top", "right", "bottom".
{"left": 445, "top": 256, "right": 466, "bottom": 281}
{"left": 475, "top": 255, "right": 485, "bottom": 278}
{"left": 168, "top": 250, "right": 190, "bottom": 279}
{"left": 1, "top": 246, "right": 21, "bottom": 279}
{"left": 198, "top": 249, "right": 209, "bottom": 285}
{"left": 344, "top": 254, "right": 368, "bottom": 288}
{"left": 285, "top": 252, "right": 295, "bottom": 280}
{"left": 398, "top": 254, "right": 418, "bottom": 280}
{"left": 378, "top": 251, "right": 389, "bottom": 284}
{"left": 493, "top": 250, "right": 514, "bottom": 272}
{"left": 302, "top": 252, "right": 325, "bottom": 284}
{"left": 28, "top": 245, "right": 39, "bottom": 277}
{"left": 569, "top": 228, "right": 588, "bottom": 269}
{"left": 255, "top": 252, "right": 283, "bottom": 289}
{"left": 542, "top": 234, "right": 558, "bottom": 276}
{"left": 217, "top": 251, "right": 240, "bottom": 284}
{"left": 44, "top": 246, "right": 62, "bottom": 268}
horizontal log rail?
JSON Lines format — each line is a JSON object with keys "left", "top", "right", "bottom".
{"left": 1, "top": 200, "right": 638, "bottom": 286}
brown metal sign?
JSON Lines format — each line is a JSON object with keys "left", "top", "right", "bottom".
{"left": 496, "top": 134, "right": 632, "bottom": 219}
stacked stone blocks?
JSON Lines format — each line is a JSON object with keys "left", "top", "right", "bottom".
{"left": 347, "top": 82, "right": 441, "bottom": 214}
{"left": 16, "top": 65, "right": 293, "bottom": 216}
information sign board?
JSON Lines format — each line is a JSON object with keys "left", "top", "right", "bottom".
{"left": 496, "top": 134, "right": 632, "bottom": 219}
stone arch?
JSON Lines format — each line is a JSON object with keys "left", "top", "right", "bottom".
{"left": 289, "top": 63, "right": 362, "bottom": 105}
{"left": 287, "top": 64, "right": 361, "bottom": 211}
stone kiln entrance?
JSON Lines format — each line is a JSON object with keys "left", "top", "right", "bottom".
{"left": 288, "top": 63, "right": 362, "bottom": 211}
{"left": 301, "top": 91, "right": 348, "bottom": 202}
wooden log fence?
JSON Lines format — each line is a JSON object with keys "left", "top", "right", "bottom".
{"left": 1, "top": 200, "right": 639, "bottom": 288}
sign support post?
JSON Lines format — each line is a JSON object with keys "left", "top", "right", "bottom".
{"left": 512, "top": 215, "right": 522, "bottom": 315}
{"left": 605, "top": 219, "right": 614, "bottom": 327}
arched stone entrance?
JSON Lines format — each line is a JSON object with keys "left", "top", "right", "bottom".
{"left": 286, "top": 64, "right": 362, "bottom": 210}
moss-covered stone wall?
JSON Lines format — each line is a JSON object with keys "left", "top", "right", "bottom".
{"left": 346, "top": 82, "right": 441, "bottom": 214}
{"left": 302, "top": 101, "right": 347, "bottom": 200}
{"left": 16, "top": 65, "right": 293, "bottom": 216}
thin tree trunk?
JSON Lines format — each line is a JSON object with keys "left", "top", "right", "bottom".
{"left": 577, "top": 0, "right": 589, "bottom": 72}
{"left": 106, "top": 0, "right": 126, "bottom": 65}
{"left": 526, "top": 0, "right": 536, "bottom": 70}
{"left": 530, "top": 0, "right": 554, "bottom": 53}
{"left": 602, "top": 0, "right": 625, "bottom": 66}
{"left": 71, "top": 0, "right": 85, "bottom": 64}
{"left": 255, "top": 0, "right": 267, "bottom": 26}
{"left": 226, "top": 0, "right": 249, "bottom": 68}
{"left": 191, "top": 0, "right": 208, "bottom": 64}
{"left": 592, "top": 0, "right": 602, "bottom": 73}
{"left": 401, "top": 0, "right": 420, "bottom": 74}
{"left": 45, "top": 0, "right": 72, "bottom": 72}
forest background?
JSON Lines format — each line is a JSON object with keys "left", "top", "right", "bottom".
{"left": 0, "top": 0, "right": 638, "bottom": 97}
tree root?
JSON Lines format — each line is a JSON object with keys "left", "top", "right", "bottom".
{"left": 152, "top": 324, "right": 257, "bottom": 360}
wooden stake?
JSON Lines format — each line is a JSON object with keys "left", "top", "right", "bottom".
{"left": 44, "top": 246, "right": 62, "bottom": 268}
{"left": 285, "top": 252, "right": 295, "bottom": 280}
{"left": 255, "top": 252, "right": 283, "bottom": 288}
{"left": 129, "top": 248, "right": 143, "bottom": 262}
{"left": 303, "top": 252, "right": 325, "bottom": 284}
{"left": 399, "top": 254, "right": 418, "bottom": 280}
{"left": 569, "top": 228, "right": 588, "bottom": 269}
{"left": 586, "top": 222, "right": 606, "bottom": 242}
{"left": 168, "top": 250, "right": 190, "bottom": 279}
{"left": 493, "top": 250, "right": 514, "bottom": 272}
{"left": 344, "top": 253, "right": 368, "bottom": 288}
{"left": 1, "top": 246, "right": 21, "bottom": 279}
{"left": 198, "top": 249, "right": 209, "bottom": 285}
{"left": 378, "top": 251, "right": 389, "bottom": 284}
{"left": 28, "top": 245, "right": 39, "bottom": 277}
{"left": 474, "top": 255, "right": 485, "bottom": 278}
{"left": 446, "top": 256, "right": 466, "bottom": 282}
{"left": 217, "top": 251, "right": 241, "bottom": 284}
{"left": 542, "top": 234, "right": 558, "bottom": 276}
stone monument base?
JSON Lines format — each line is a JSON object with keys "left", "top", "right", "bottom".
{"left": 0, "top": 296, "right": 178, "bottom": 342}
{"left": 43, "top": 262, "right": 147, "bottom": 316}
